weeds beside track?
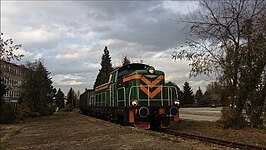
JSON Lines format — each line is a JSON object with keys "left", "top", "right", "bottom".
{"left": 161, "top": 129, "right": 266, "bottom": 150}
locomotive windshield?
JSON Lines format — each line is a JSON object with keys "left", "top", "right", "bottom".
{"left": 118, "top": 63, "right": 149, "bottom": 77}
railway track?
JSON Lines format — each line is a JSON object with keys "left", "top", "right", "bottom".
{"left": 161, "top": 129, "right": 266, "bottom": 150}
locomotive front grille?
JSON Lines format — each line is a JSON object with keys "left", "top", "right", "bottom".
{"left": 129, "top": 85, "right": 178, "bottom": 107}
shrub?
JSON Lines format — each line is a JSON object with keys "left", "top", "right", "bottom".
{"left": 39, "top": 107, "right": 54, "bottom": 116}
{"left": 15, "top": 104, "right": 32, "bottom": 121}
{"left": 220, "top": 107, "right": 246, "bottom": 129}
{"left": 0, "top": 103, "right": 16, "bottom": 124}
{"left": 30, "top": 112, "right": 40, "bottom": 118}
{"left": 64, "top": 104, "right": 73, "bottom": 112}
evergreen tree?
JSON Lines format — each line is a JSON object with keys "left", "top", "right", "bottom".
{"left": 19, "top": 61, "right": 36, "bottom": 109}
{"left": 75, "top": 90, "right": 80, "bottom": 108}
{"left": 55, "top": 88, "right": 65, "bottom": 108}
{"left": 35, "top": 61, "right": 53, "bottom": 108}
{"left": 20, "top": 60, "right": 53, "bottom": 113}
{"left": 94, "top": 46, "right": 113, "bottom": 89}
{"left": 182, "top": 82, "right": 194, "bottom": 105}
{"left": 195, "top": 87, "right": 204, "bottom": 106}
{"left": 66, "top": 87, "right": 76, "bottom": 109}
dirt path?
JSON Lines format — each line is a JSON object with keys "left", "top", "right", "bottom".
{"left": 1, "top": 111, "right": 233, "bottom": 150}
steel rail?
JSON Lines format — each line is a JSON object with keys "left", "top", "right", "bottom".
{"left": 161, "top": 129, "right": 266, "bottom": 150}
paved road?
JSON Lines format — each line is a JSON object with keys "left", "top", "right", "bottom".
{"left": 180, "top": 107, "right": 222, "bottom": 121}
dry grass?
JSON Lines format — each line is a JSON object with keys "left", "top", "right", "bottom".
{"left": 170, "top": 120, "right": 266, "bottom": 146}
{"left": 1, "top": 111, "right": 236, "bottom": 150}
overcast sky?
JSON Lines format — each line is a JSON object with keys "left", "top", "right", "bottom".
{"left": 1, "top": 1, "right": 214, "bottom": 94}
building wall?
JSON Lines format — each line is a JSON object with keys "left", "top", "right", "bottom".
{"left": 0, "top": 60, "right": 28, "bottom": 103}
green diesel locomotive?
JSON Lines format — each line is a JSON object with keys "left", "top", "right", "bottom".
{"left": 80, "top": 63, "right": 180, "bottom": 129}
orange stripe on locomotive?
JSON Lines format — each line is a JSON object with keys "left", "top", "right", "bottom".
{"left": 123, "top": 74, "right": 164, "bottom": 99}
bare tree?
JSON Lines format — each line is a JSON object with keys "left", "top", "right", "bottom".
{"left": 1, "top": 33, "right": 24, "bottom": 106}
{"left": 121, "top": 55, "right": 131, "bottom": 66}
{"left": 173, "top": 0, "right": 266, "bottom": 128}
{"left": 0, "top": 33, "right": 23, "bottom": 61}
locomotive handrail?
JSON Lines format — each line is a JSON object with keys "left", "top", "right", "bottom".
{"left": 106, "top": 89, "right": 110, "bottom": 107}
{"left": 169, "top": 86, "right": 179, "bottom": 105}
{"left": 93, "top": 85, "right": 178, "bottom": 107}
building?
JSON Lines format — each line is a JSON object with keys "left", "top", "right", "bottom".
{"left": 0, "top": 60, "right": 28, "bottom": 104}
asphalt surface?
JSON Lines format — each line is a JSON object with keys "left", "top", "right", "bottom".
{"left": 180, "top": 107, "right": 222, "bottom": 121}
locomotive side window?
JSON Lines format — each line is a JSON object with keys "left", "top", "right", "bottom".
{"left": 118, "top": 70, "right": 128, "bottom": 77}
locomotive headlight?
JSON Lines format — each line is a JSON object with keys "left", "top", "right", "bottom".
{"left": 131, "top": 99, "right": 139, "bottom": 107}
{"left": 174, "top": 101, "right": 180, "bottom": 107}
{"left": 148, "top": 66, "right": 155, "bottom": 74}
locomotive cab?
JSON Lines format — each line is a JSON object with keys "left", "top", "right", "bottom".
{"left": 117, "top": 63, "right": 180, "bottom": 129}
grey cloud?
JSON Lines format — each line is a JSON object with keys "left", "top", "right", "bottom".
{"left": 61, "top": 1, "right": 190, "bottom": 51}
{"left": 84, "top": 2, "right": 189, "bottom": 51}
{"left": 2, "top": 1, "right": 209, "bottom": 93}
{"left": 47, "top": 58, "right": 100, "bottom": 75}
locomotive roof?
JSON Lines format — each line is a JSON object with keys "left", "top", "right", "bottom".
{"left": 111, "top": 63, "right": 164, "bottom": 77}
{"left": 118, "top": 63, "right": 150, "bottom": 72}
